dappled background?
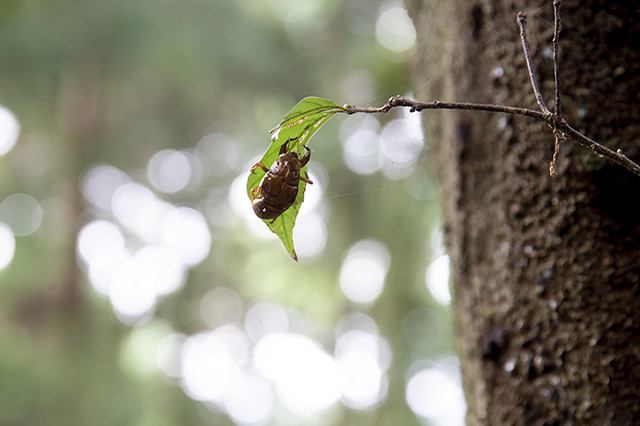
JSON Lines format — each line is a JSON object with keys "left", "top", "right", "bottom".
{"left": 0, "top": 0, "right": 464, "bottom": 424}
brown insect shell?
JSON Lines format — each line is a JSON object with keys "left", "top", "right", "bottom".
{"left": 252, "top": 151, "right": 305, "bottom": 220}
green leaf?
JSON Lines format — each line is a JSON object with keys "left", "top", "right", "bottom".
{"left": 246, "top": 97, "right": 346, "bottom": 260}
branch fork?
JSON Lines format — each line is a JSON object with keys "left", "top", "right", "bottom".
{"left": 342, "top": 0, "right": 640, "bottom": 178}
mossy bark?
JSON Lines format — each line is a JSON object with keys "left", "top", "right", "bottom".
{"left": 408, "top": 0, "right": 640, "bottom": 424}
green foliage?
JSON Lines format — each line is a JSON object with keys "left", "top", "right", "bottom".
{"left": 246, "top": 97, "right": 346, "bottom": 260}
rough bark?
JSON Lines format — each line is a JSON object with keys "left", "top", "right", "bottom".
{"left": 408, "top": 0, "right": 640, "bottom": 424}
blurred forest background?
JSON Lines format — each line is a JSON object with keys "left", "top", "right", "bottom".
{"left": 0, "top": 0, "right": 464, "bottom": 425}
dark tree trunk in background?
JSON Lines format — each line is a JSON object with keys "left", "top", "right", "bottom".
{"left": 408, "top": 0, "right": 640, "bottom": 424}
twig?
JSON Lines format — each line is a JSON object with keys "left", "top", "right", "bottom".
{"left": 342, "top": 96, "right": 640, "bottom": 178}
{"left": 344, "top": 97, "right": 547, "bottom": 121}
{"left": 552, "top": 0, "right": 562, "bottom": 116}
{"left": 548, "top": 0, "right": 564, "bottom": 175}
{"left": 557, "top": 119, "right": 640, "bottom": 176}
{"left": 339, "top": 3, "right": 640, "bottom": 178}
{"left": 517, "top": 12, "right": 550, "bottom": 115}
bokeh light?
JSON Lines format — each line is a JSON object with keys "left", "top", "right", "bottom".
{"left": 82, "top": 165, "right": 129, "bottom": 212}
{"left": 179, "top": 301, "right": 400, "bottom": 422}
{"left": 205, "top": 185, "right": 238, "bottom": 229}
{"left": 147, "top": 149, "right": 199, "bottom": 194}
{"left": 293, "top": 212, "right": 327, "bottom": 259}
{"left": 223, "top": 372, "right": 274, "bottom": 425}
{"left": 159, "top": 207, "right": 211, "bottom": 266}
{"left": 96, "top": 244, "right": 187, "bottom": 323}
{"left": 269, "top": 0, "right": 330, "bottom": 41}
{"left": 337, "top": 350, "right": 385, "bottom": 409}
{"left": 340, "top": 106, "right": 424, "bottom": 179}
{"left": 156, "top": 333, "right": 187, "bottom": 379}
{"left": 426, "top": 254, "right": 451, "bottom": 305}
{"left": 112, "top": 182, "right": 165, "bottom": 241}
{"left": 108, "top": 254, "right": 159, "bottom": 324}
{"left": 299, "top": 165, "right": 326, "bottom": 213}
{"left": 77, "top": 220, "right": 125, "bottom": 268}
{"left": 78, "top": 159, "right": 213, "bottom": 326}
{"left": 244, "top": 300, "right": 289, "bottom": 341}
{"left": 133, "top": 244, "right": 186, "bottom": 296}
{"left": 0, "top": 193, "right": 43, "bottom": 237}
{"left": 379, "top": 108, "right": 424, "bottom": 179}
{"left": 0, "top": 222, "right": 15, "bottom": 271}
{"left": 375, "top": 0, "right": 417, "bottom": 53}
{"left": 339, "top": 239, "right": 391, "bottom": 304}
{"left": 0, "top": 106, "right": 20, "bottom": 156}
{"left": 254, "top": 333, "right": 341, "bottom": 416}
{"left": 196, "top": 133, "right": 238, "bottom": 177}
{"left": 341, "top": 115, "right": 381, "bottom": 175}
{"left": 335, "top": 312, "right": 380, "bottom": 337}
{"left": 335, "top": 329, "right": 390, "bottom": 409}
{"left": 200, "top": 287, "right": 244, "bottom": 329}
{"left": 181, "top": 327, "right": 250, "bottom": 403}
{"left": 406, "top": 361, "right": 466, "bottom": 425}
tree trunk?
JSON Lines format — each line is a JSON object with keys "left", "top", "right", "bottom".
{"left": 408, "top": 0, "right": 640, "bottom": 424}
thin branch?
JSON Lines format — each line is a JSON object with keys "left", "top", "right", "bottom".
{"left": 553, "top": 0, "right": 562, "bottom": 116}
{"left": 556, "top": 119, "right": 640, "bottom": 177}
{"left": 339, "top": 4, "right": 640, "bottom": 179}
{"left": 548, "top": 0, "right": 564, "bottom": 176}
{"left": 344, "top": 96, "right": 548, "bottom": 122}
{"left": 517, "top": 12, "right": 550, "bottom": 115}
{"left": 342, "top": 96, "right": 640, "bottom": 178}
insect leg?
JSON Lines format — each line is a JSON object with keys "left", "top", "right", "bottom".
{"left": 299, "top": 145, "right": 311, "bottom": 166}
{"left": 249, "top": 162, "right": 269, "bottom": 173}
{"left": 250, "top": 186, "right": 262, "bottom": 200}
{"left": 300, "top": 174, "right": 313, "bottom": 185}
{"left": 280, "top": 139, "right": 292, "bottom": 154}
